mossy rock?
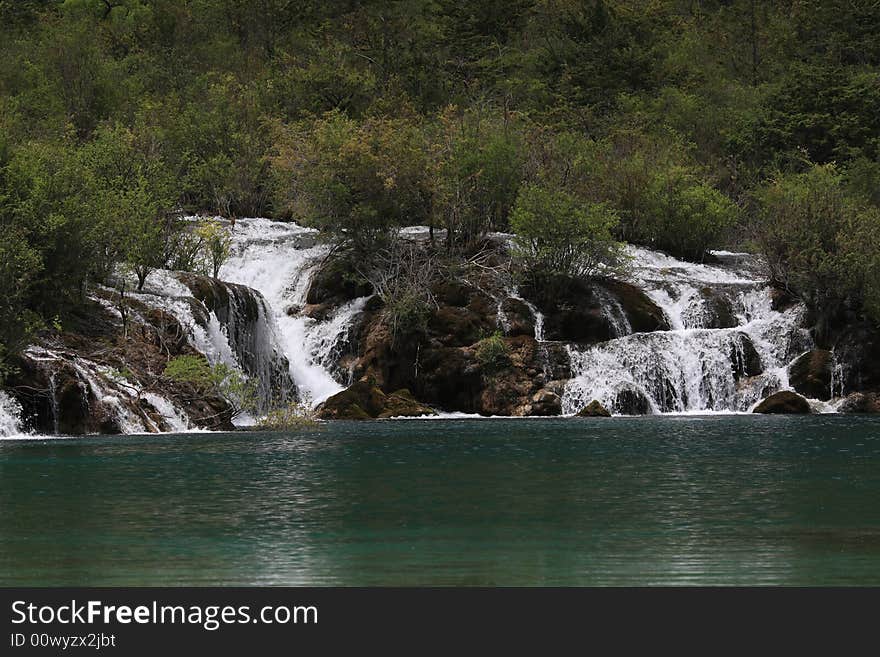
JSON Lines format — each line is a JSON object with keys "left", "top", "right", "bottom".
{"left": 378, "top": 389, "right": 437, "bottom": 418}
{"left": 317, "top": 381, "right": 387, "bottom": 420}
{"left": 317, "top": 383, "right": 435, "bottom": 419}
{"left": 577, "top": 400, "right": 611, "bottom": 417}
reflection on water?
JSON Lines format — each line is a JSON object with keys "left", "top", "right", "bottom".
{"left": 1, "top": 416, "right": 880, "bottom": 585}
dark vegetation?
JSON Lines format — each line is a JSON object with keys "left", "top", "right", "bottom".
{"left": 2, "top": 0, "right": 880, "bottom": 377}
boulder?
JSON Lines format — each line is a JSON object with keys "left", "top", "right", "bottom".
{"left": 598, "top": 280, "right": 670, "bottom": 334}
{"left": 788, "top": 349, "right": 832, "bottom": 401}
{"left": 577, "top": 400, "right": 611, "bottom": 417}
{"left": 529, "top": 389, "right": 562, "bottom": 416}
{"left": 523, "top": 277, "right": 668, "bottom": 344}
{"left": 317, "top": 381, "right": 388, "bottom": 420}
{"left": 837, "top": 392, "right": 880, "bottom": 414}
{"left": 500, "top": 297, "right": 536, "bottom": 338}
{"left": 377, "top": 389, "right": 437, "bottom": 418}
{"left": 317, "top": 383, "right": 436, "bottom": 420}
{"left": 698, "top": 287, "right": 737, "bottom": 329}
{"left": 753, "top": 390, "right": 811, "bottom": 414}
{"left": 613, "top": 388, "right": 653, "bottom": 415}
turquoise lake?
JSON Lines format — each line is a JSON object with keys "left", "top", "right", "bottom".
{"left": 2, "top": 416, "right": 880, "bottom": 586}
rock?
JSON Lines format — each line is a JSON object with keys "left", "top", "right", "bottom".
{"left": 305, "top": 256, "right": 372, "bottom": 306}
{"left": 377, "top": 389, "right": 437, "bottom": 418}
{"left": 827, "top": 322, "right": 880, "bottom": 394}
{"left": 428, "top": 306, "right": 490, "bottom": 347}
{"left": 317, "top": 383, "right": 436, "bottom": 419}
{"left": 699, "top": 287, "right": 737, "bottom": 329}
{"left": 301, "top": 303, "right": 334, "bottom": 321}
{"left": 753, "top": 390, "right": 811, "bottom": 414}
{"left": 598, "top": 280, "right": 670, "bottom": 334}
{"left": 317, "top": 381, "right": 388, "bottom": 420}
{"left": 529, "top": 389, "right": 561, "bottom": 416}
{"left": 769, "top": 286, "right": 799, "bottom": 312}
{"left": 523, "top": 277, "right": 668, "bottom": 344}
{"left": 432, "top": 280, "right": 471, "bottom": 307}
{"left": 613, "top": 388, "right": 653, "bottom": 415}
{"left": 789, "top": 349, "right": 832, "bottom": 401}
{"left": 837, "top": 392, "right": 880, "bottom": 414}
{"left": 731, "top": 334, "right": 763, "bottom": 380}
{"left": 577, "top": 400, "right": 611, "bottom": 417}
{"left": 500, "top": 298, "right": 536, "bottom": 337}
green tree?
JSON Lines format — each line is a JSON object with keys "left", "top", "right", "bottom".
{"left": 510, "top": 183, "right": 623, "bottom": 292}
{"left": 271, "top": 110, "right": 431, "bottom": 253}
{"left": 753, "top": 164, "right": 852, "bottom": 310}
{"left": 195, "top": 218, "right": 232, "bottom": 279}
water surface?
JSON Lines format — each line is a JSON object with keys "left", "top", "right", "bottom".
{"left": 2, "top": 416, "right": 879, "bottom": 585}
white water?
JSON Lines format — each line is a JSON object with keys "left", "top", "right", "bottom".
{"left": 0, "top": 391, "right": 23, "bottom": 437}
{"left": 563, "top": 248, "right": 812, "bottom": 415}
{"left": 220, "top": 218, "right": 369, "bottom": 405}
{"left": 21, "top": 346, "right": 194, "bottom": 435}
{"left": 127, "top": 267, "right": 293, "bottom": 411}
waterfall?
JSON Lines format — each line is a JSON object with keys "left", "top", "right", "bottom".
{"left": 20, "top": 346, "right": 193, "bottom": 435}
{"left": 219, "top": 218, "right": 369, "bottom": 405}
{"left": 0, "top": 391, "right": 23, "bottom": 437}
{"left": 562, "top": 247, "right": 812, "bottom": 415}
{"left": 130, "top": 268, "right": 294, "bottom": 413}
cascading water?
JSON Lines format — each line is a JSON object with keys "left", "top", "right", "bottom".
{"left": 219, "top": 218, "right": 370, "bottom": 405}
{"left": 562, "top": 247, "right": 813, "bottom": 415}
{"left": 22, "top": 345, "right": 190, "bottom": 434}
{"left": 0, "top": 391, "right": 23, "bottom": 437}
{"left": 129, "top": 268, "right": 294, "bottom": 413}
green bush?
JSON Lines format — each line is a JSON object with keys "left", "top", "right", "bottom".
{"left": 163, "top": 355, "right": 257, "bottom": 419}
{"left": 753, "top": 164, "right": 851, "bottom": 305}
{"left": 474, "top": 331, "right": 509, "bottom": 372}
{"left": 432, "top": 108, "right": 526, "bottom": 247}
{"left": 646, "top": 169, "right": 740, "bottom": 261}
{"left": 270, "top": 110, "right": 431, "bottom": 254}
{"left": 510, "top": 183, "right": 624, "bottom": 289}
{"left": 257, "top": 398, "right": 320, "bottom": 430}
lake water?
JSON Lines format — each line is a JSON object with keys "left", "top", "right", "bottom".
{"left": 2, "top": 416, "right": 880, "bottom": 586}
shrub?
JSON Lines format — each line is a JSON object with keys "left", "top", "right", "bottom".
{"left": 432, "top": 107, "right": 526, "bottom": 247}
{"left": 510, "top": 183, "right": 624, "bottom": 291}
{"left": 163, "top": 355, "right": 257, "bottom": 419}
{"left": 475, "top": 331, "right": 509, "bottom": 372}
{"left": 753, "top": 164, "right": 851, "bottom": 306}
{"left": 257, "top": 397, "right": 320, "bottom": 430}
{"left": 646, "top": 169, "right": 740, "bottom": 261}
{"left": 194, "top": 218, "right": 232, "bottom": 279}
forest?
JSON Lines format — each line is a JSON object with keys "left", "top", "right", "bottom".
{"left": 2, "top": 0, "right": 880, "bottom": 378}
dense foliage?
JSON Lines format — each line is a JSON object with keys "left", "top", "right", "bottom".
{"left": 2, "top": 0, "right": 880, "bottom": 373}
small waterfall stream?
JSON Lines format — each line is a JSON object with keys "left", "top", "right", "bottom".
{"left": 562, "top": 248, "right": 812, "bottom": 414}
{"left": 219, "top": 218, "right": 370, "bottom": 405}
{"left": 0, "top": 391, "right": 23, "bottom": 437}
